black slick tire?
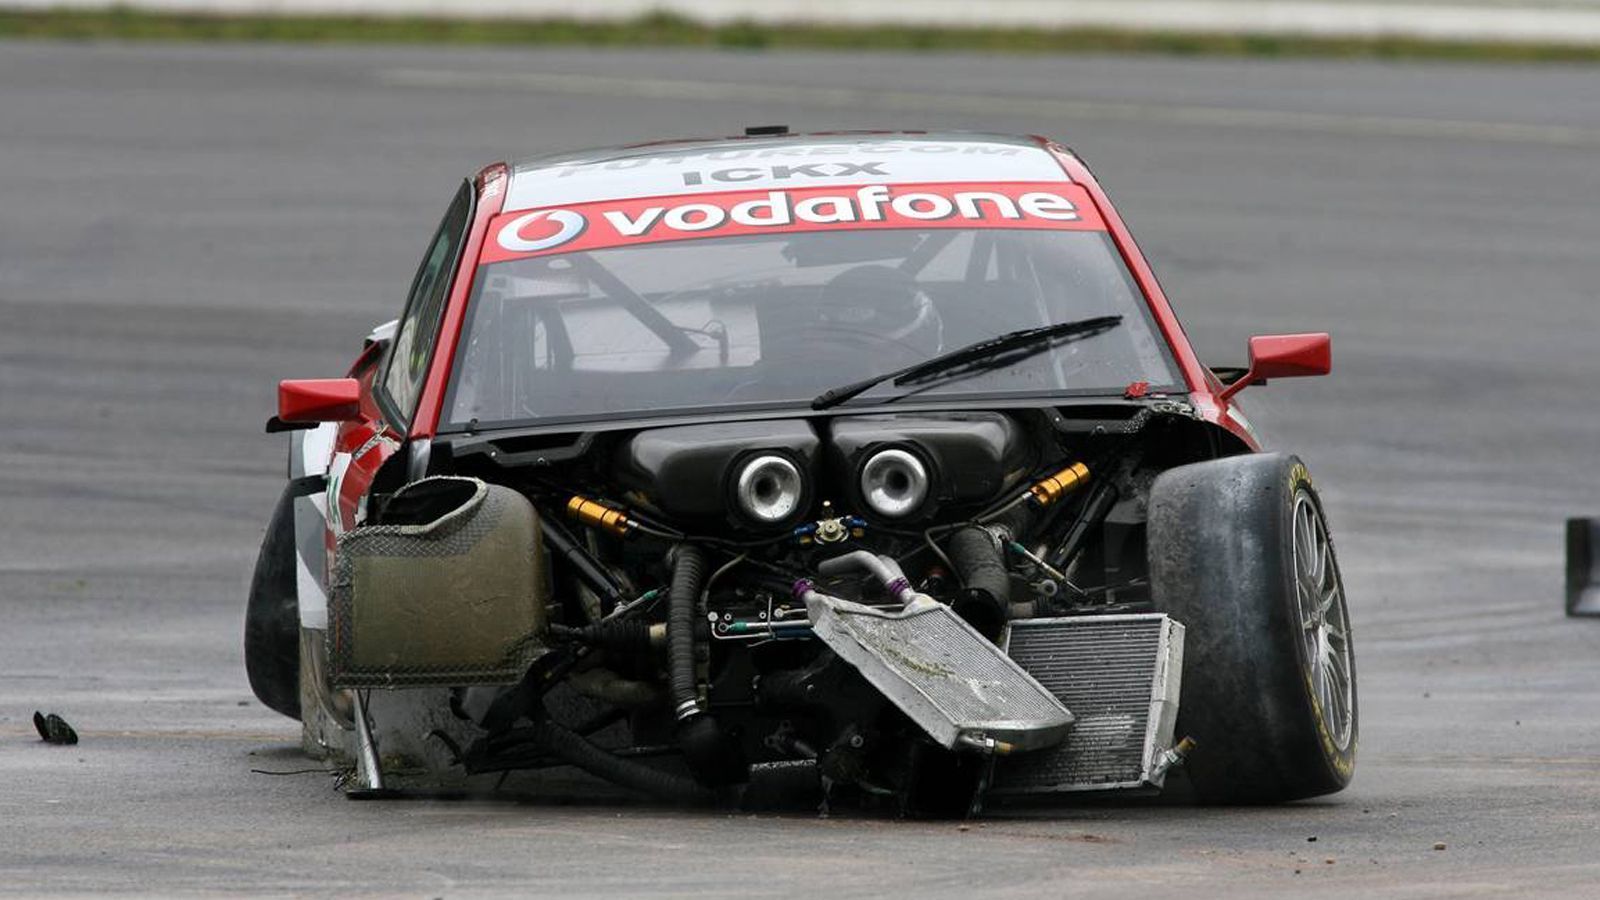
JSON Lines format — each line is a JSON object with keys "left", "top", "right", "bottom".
{"left": 245, "top": 483, "right": 302, "bottom": 720}
{"left": 1148, "top": 452, "right": 1357, "bottom": 803}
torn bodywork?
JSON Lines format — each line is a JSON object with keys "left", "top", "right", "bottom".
{"left": 308, "top": 405, "right": 1215, "bottom": 812}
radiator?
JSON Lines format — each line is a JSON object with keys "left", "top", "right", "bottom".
{"left": 992, "top": 613, "right": 1184, "bottom": 794}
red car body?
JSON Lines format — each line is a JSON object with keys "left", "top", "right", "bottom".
{"left": 288, "top": 133, "right": 1326, "bottom": 540}
{"left": 261, "top": 131, "right": 1350, "bottom": 807}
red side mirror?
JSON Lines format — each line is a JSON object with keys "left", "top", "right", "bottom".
{"left": 278, "top": 378, "right": 362, "bottom": 424}
{"left": 1217, "top": 333, "right": 1331, "bottom": 402}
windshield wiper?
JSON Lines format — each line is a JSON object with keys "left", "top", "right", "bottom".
{"left": 810, "top": 315, "right": 1123, "bottom": 411}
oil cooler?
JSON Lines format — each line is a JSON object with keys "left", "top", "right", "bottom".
{"left": 329, "top": 477, "right": 548, "bottom": 687}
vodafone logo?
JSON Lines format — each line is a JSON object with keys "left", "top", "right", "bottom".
{"left": 497, "top": 208, "right": 588, "bottom": 253}
{"left": 481, "top": 181, "right": 1105, "bottom": 264}
{"left": 601, "top": 184, "right": 1079, "bottom": 238}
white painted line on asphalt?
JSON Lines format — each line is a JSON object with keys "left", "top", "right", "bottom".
{"left": 375, "top": 67, "right": 1600, "bottom": 147}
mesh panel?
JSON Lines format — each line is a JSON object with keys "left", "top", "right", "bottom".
{"left": 329, "top": 477, "right": 547, "bottom": 688}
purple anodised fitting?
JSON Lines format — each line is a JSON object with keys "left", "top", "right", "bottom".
{"left": 886, "top": 577, "right": 911, "bottom": 600}
{"left": 792, "top": 578, "right": 815, "bottom": 601}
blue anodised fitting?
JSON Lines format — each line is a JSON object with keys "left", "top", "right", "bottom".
{"left": 792, "top": 578, "right": 815, "bottom": 601}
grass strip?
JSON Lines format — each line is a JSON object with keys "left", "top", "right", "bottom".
{"left": 3, "top": 7, "right": 1599, "bottom": 63}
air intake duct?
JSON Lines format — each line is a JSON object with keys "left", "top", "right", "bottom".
{"left": 947, "top": 526, "right": 1010, "bottom": 641}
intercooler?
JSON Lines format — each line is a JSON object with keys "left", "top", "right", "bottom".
{"left": 807, "top": 594, "right": 1075, "bottom": 753}
{"left": 992, "top": 614, "right": 1185, "bottom": 794}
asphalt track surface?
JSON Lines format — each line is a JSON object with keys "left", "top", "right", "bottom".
{"left": 2, "top": 42, "right": 1599, "bottom": 897}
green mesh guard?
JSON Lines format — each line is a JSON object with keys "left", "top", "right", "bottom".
{"left": 329, "top": 477, "right": 547, "bottom": 687}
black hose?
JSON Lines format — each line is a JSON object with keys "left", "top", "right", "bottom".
{"left": 665, "top": 544, "right": 749, "bottom": 787}
{"left": 667, "top": 544, "right": 707, "bottom": 722}
{"left": 947, "top": 526, "right": 1010, "bottom": 641}
{"left": 553, "top": 619, "right": 655, "bottom": 657}
{"left": 526, "top": 719, "right": 716, "bottom": 804}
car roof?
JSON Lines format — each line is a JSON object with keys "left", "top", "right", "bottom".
{"left": 502, "top": 131, "right": 1077, "bottom": 212}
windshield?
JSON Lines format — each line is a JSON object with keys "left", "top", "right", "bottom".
{"left": 445, "top": 211, "right": 1181, "bottom": 429}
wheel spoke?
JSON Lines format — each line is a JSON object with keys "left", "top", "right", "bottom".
{"left": 1328, "top": 644, "right": 1350, "bottom": 682}
{"left": 1296, "top": 573, "right": 1319, "bottom": 629}
{"left": 1318, "top": 656, "right": 1336, "bottom": 717}
{"left": 1321, "top": 644, "right": 1345, "bottom": 717}
{"left": 1327, "top": 676, "right": 1346, "bottom": 723}
{"left": 1298, "top": 510, "right": 1316, "bottom": 577}
{"left": 1311, "top": 523, "right": 1327, "bottom": 586}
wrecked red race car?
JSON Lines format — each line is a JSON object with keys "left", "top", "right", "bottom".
{"left": 246, "top": 129, "right": 1356, "bottom": 813}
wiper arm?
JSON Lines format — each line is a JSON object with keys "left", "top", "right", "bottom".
{"left": 810, "top": 315, "right": 1123, "bottom": 411}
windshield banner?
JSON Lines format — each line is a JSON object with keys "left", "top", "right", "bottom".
{"left": 480, "top": 181, "right": 1107, "bottom": 264}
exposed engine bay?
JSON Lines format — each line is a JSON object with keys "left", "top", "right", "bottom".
{"left": 327, "top": 404, "right": 1222, "bottom": 813}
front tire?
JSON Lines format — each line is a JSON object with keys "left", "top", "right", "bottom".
{"left": 245, "top": 484, "right": 302, "bottom": 720}
{"left": 1148, "top": 453, "right": 1356, "bottom": 803}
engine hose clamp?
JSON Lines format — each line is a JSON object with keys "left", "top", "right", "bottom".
{"left": 982, "top": 524, "right": 1010, "bottom": 548}
{"left": 674, "top": 698, "right": 703, "bottom": 722}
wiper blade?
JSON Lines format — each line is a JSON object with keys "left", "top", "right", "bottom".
{"left": 895, "top": 315, "right": 1124, "bottom": 386}
{"left": 810, "top": 315, "right": 1123, "bottom": 411}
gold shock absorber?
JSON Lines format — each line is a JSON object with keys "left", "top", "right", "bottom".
{"left": 1027, "top": 462, "right": 1090, "bottom": 507}
{"left": 566, "top": 495, "right": 636, "bottom": 537}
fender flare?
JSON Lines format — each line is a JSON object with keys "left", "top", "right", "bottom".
{"left": 290, "top": 423, "right": 338, "bottom": 629}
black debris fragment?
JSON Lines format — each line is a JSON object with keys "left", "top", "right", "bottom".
{"left": 33, "top": 711, "right": 79, "bottom": 745}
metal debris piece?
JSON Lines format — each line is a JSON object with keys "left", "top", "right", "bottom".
{"left": 805, "top": 593, "right": 1073, "bottom": 753}
{"left": 33, "top": 711, "right": 78, "bottom": 745}
{"left": 1567, "top": 518, "right": 1600, "bottom": 616}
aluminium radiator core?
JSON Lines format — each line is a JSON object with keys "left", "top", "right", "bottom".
{"left": 993, "top": 613, "right": 1185, "bottom": 793}
{"left": 807, "top": 595, "right": 1074, "bottom": 752}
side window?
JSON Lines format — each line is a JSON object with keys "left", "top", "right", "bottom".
{"left": 381, "top": 182, "right": 473, "bottom": 423}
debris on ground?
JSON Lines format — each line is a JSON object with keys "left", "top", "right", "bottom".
{"left": 1433, "top": 842, "right": 1448, "bottom": 851}
{"left": 32, "top": 711, "right": 79, "bottom": 745}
